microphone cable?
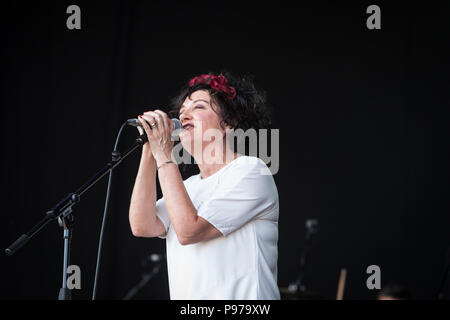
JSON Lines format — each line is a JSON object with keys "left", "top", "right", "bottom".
{"left": 92, "top": 120, "right": 129, "bottom": 300}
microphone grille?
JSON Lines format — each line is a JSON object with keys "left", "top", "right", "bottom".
{"left": 172, "top": 118, "right": 182, "bottom": 130}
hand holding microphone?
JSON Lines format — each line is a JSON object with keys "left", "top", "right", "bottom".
{"left": 127, "top": 113, "right": 181, "bottom": 135}
{"left": 128, "top": 110, "right": 182, "bottom": 166}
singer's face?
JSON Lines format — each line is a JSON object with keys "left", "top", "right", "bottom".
{"left": 178, "top": 90, "right": 228, "bottom": 155}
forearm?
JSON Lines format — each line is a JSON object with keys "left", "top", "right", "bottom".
{"left": 129, "top": 146, "right": 159, "bottom": 236}
{"left": 157, "top": 162, "right": 198, "bottom": 239}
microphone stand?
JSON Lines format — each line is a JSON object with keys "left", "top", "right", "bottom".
{"left": 57, "top": 214, "right": 74, "bottom": 300}
{"left": 122, "top": 255, "right": 165, "bottom": 300}
{"left": 288, "top": 219, "right": 319, "bottom": 297}
{"left": 5, "top": 134, "right": 148, "bottom": 299}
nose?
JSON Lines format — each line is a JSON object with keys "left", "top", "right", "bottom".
{"left": 179, "top": 109, "right": 192, "bottom": 123}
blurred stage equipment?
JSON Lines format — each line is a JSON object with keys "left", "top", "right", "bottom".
{"left": 122, "top": 253, "right": 166, "bottom": 300}
{"left": 280, "top": 218, "right": 320, "bottom": 299}
{"left": 336, "top": 268, "right": 347, "bottom": 300}
{"left": 437, "top": 245, "right": 450, "bottom": 300}
{"left": 4, "top": 118, "right": 180, "bottom": 300}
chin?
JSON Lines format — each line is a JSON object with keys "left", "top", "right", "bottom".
{"left": 180, "top": 133, "right": 207, "bottom": 159}
{"left": 180, "top": 134, "right": 194, "bottom": 154}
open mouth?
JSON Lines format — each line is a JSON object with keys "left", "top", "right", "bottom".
{"left": 182, "top": 124, "right": 194, "bottom": 130}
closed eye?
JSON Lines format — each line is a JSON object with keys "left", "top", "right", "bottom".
{"left": 179, "top": 104, "right": 205, "bottom": 117}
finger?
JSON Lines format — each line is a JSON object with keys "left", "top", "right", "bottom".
{"left": 134, "top": 115, "right": 144, "bottom": 135}
{"left": 134, "top": 115, "right": 144, "bottom": 134}
{"left": 139, "top": 115, "right": 154, "bottom": 138}
{"left": 143, "top": 109, "right": 157, "bottom": 120}
{"left": 141, "top": 114, "right": 158, "bottom": 134}
{"left": 147, "top": 111, "right": 167, "bottom": 134}
{"left": 143, "top": 109, "right": 165, "bottom": 128}
{"left": 154, "top": 110, "right": 173, "bottom": 132}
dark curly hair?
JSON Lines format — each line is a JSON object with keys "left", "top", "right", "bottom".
{"left": 169, "top": 71, "right": 271, "bottom": 131}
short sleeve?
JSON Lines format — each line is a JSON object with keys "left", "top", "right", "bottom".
{"left": 155, "top": 197, "right": 170, "bottom": 238}
{"left": 197, "top": 157, "right": 279, "bottom": 236}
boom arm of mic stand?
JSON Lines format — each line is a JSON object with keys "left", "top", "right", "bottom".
{"left": 5, "top": 135, "right": 146, "bottom": 256}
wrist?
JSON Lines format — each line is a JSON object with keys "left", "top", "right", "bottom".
{"left": 157, "top": 160, "right": 176, "bottom": 171}
{"left": 154, "top": 153, "right": 173, "bottom": 167}
{"left": 141, "top": 147, "right": 156, "bottom": 163}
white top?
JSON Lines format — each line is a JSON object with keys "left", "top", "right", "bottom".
{"left": 155, "top": 156, "right": 280, "bottom": 300}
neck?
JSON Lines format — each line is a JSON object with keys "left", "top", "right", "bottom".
{"left": 194, "top": 141, "right": 238, "bottom": 179}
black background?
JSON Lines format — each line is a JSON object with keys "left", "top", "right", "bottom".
{"left": 1, "top": 1, "right": 449, "bottom": 300}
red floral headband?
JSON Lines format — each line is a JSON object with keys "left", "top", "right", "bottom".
{"left": 188, "top": 74, "right": 236, "bottom": 100}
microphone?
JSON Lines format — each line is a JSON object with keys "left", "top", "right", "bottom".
{"left": 127, "top": 118, "right": 182, "bottom": 131}
{"left": 127, "top": 118, "right": 182, "bottom": 143}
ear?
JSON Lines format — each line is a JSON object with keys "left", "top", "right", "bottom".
{"left": 224, "top": 122, "right": 237, "bottom": 135}
{"left": 226, "top": 119, "right": 238, "bottom": 130}
{"left": 219, "top": 119, "right": 236, "bottom": 132}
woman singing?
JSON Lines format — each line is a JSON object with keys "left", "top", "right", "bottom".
{"left": 129, "top": 72, "right": 280, "bottom": 300}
